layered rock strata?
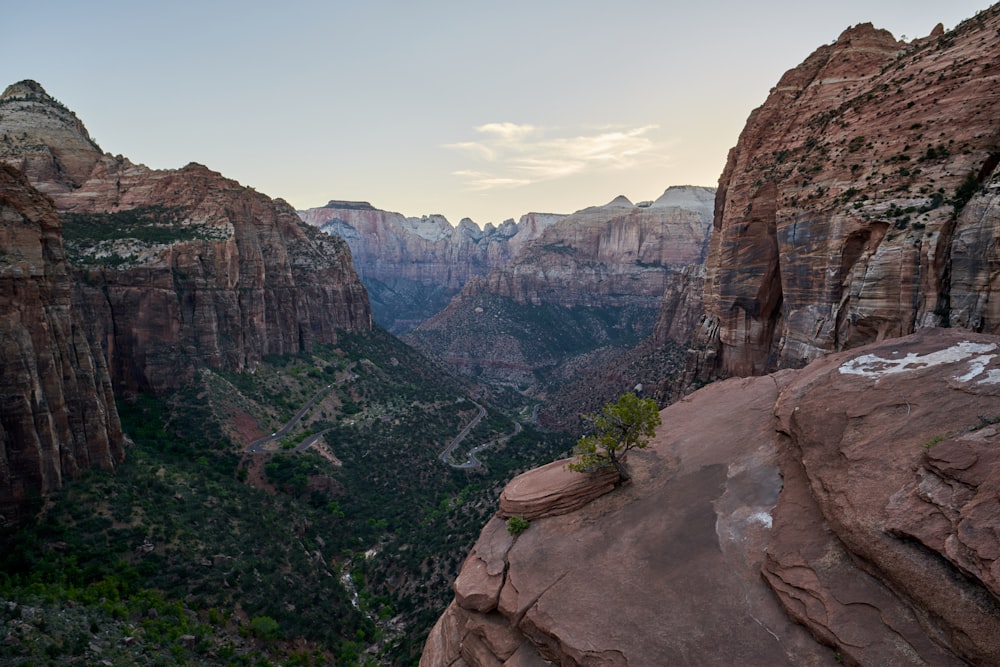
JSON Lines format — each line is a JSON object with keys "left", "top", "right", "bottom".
{"left": 476, "top": 188, "right": 715, "bottom": 309}
{"left": 0, "top": 81, "right": 372, "bottom": 394}
{"left": 406, "top": 187, "right": 714, "bottom": 386}
{"left": 424, "top": 328, "right": 1000, "bottom": 665}
{"left": 497, "top": 459, "right": 619, "bottom": 521}
{"left": 299, "top": 201, "right": 561, "bottom": 332}
{"left": 694, "top": 10, "right": 1000, "bottom": 380}
{"left": 0, "top": 164, "right": 123, "bottom": 521}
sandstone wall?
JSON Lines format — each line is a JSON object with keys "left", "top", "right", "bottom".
{"left": 64, "top": 163, "right": 372, "bottom": 394}
{"left": 299, "top": 202, "right": 562, "bottom": 332}
{"left": 482, "top": 189, "right": 714, "bottom": 310}
{"left": 0, "top": 164, "right": 123, "bottom": 521}
{"left": 694, "top": 11, "right": 1000, "bottom": 379}
{"left": 1, "top": 82, "right": 372, "bottom": 395}
{"left": 405, "top": 187, "right": 714, "bottom": 386}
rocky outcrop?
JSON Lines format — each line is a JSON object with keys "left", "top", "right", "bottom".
{"left": 405, "top": 187, "right": 714, "bottom": 387}
{"left": 693, "top": 9, "right": 1000, "bottom": 380}
{"left": 497, "top": 459, "right": 619, "bottom": 521}
{"left": 424, "top": 328, "right": 1000, "bottom": 666}
{"left": 0, "top": 164, "right": 123, "bottom": 522}
{"left": 0, "top": 81, "right": 372, "bottom": 394}
{"left": 299, "top": 201, "right": 561, "bottom": 332}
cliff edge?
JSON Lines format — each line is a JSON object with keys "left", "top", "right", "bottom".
{"left": 423, "top": 328, "right": 1000, "bottom": 665}
{"left": 0, "top": 164, "right": 124, "bottom": 522}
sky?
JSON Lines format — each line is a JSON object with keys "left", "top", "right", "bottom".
{"left": 3, "top": 1, "right": 994, "bottom": 226}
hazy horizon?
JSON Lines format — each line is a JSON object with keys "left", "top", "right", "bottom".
{"left": 3, "top": 1, "right": 994, "bottom": 226}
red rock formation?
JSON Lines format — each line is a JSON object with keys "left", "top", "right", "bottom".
{"left": 298, "top": 201, "right": 561, "bottom": 332}
{"left": 0, "top": 81, "right": 372, "bottom": 393}
{"left": 695, "top": 9, "right": 1000, "bottom": 379}
{"left": 497, "top": 458, "right": 619, "bottom": 520}
{"left": 424, "top": 328, "right": 1000, "bottom": 665}
{"left": 0, "top": 164, "right": 123, "bottom": 522}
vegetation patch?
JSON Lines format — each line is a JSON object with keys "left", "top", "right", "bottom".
{"left": 61, "top": 206, "right": 230, "bottom": 266}
{"left": 1, "top": 326, "right": 573, "bottom": 664}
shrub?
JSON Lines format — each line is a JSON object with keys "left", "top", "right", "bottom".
{"left": 249, "top": 615, "right": 280, "bottom": 641}
{"left": 506, "top": 516, "right": 530, "bottom": 536}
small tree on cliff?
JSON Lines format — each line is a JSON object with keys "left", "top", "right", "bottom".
{"left": 568, "top": 392, "right": 661, "bottom": 482}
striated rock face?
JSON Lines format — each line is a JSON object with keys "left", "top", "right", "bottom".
{"left": 477, "top": 187, "right": 714, "bottom": 309}
{"left": 0, "top": 164, "right": 123, "bottom": 522}
{"left": 424, "top": 328, "right": 1000, "bottom": 665}
{"left": 694, "top": 10, "right": 1000, "bottom": 380}
{"left": 299, "top": 201, "right": 562, "bottom": 332}
{"left": 405, "top": 187, "right": 714, "bottom": 386}
{"left": 497, "top": 459, "right": 619, "bottom": 521}
{"left": 764, "top": 329, "right": 1000, "bottom": 665}
{"left": 1, "top": 81, "right": 372, "bottom": 394}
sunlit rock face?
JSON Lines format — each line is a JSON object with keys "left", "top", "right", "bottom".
{"left": 0, "top": 80, "right": 372, "bottom": 394}
{"left": 0, "top": 164, "right": 124, "bottom": 522}
{"left": 477, "top": 188, "right": 715, "bottom": 309}
{"left": 692, "top": 10, "right": 1000, "bottom": 380}
{"left": 424, "top": 328, "right": 1000, "bottom": 666}
{"left": 404, "top": 187, "right": 715, "bottom": 386}
{"left": 299, "top": 201, "right": 563, "bottom": 333}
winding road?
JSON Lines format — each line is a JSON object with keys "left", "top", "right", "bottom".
{"left": 439, "top": 399, "right": 526, "bottom": 469}
{"left": 437, "top": 399, "right": 486, "bottom": 465}
{"left": 245, "top": 367, "right": 526, "bottom": 470}
{"left": 245, "top": 366, "right": 356, "bottom": 453}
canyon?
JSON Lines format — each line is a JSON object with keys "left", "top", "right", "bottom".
{"left": 403, "top": 187, "right": 714, "bottom": 389}
{"left": 2, "top": 3, "right": 1000, "bottom": 665}
{"left": 0, "top": 79, "right": 371, "bottom": 395}
{"left": 427, "top": 7, "right": 1000, "bottom": 665}
{"left": 299, "top": 201, "right": 562, "bottom": 333}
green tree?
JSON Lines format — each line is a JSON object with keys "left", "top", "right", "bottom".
{"left": 249, "top": 615, "right": 280, "bottom": 641}
{"left": 568, "top": 393, "right": 661, "bottom": 482}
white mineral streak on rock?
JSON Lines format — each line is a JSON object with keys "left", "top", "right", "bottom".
{"left": 956, "top": 354, "right": 999, "bottom": 382}
{"left": 839, "top": 341, "right": 997, "bottom": 378}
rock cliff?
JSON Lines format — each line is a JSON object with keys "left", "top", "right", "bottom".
{"left": 694, "top": 9, "right": 1000, "bottom": 380}
{"left": 0, "top": 164, "right": 123, "bottom": 522}
{"left": 299, "top": 201, "right": 561, "bottom": 332}
{"left": 0, "top": 81, "right": 372, "bottom": 394}
{"left": 423, "top": 328, "right": 1000, "bottom": 666}
{"left": 404, "top": 187, "right": 714, "bottom": 387}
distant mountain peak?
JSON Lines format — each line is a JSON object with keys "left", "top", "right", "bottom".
{"left": 322, "top": 200, "right": 376, "bottom": 211}
{"left": 651, "top": 185, "right": 717, "bottom": 209}
{"left": 1, "top": 79, "right": 50, "bottom": 101}
{"left": 605, "top": 195, "right": 634, "bottom": 207}
{"left": 0, "top": 80, "right": 102, "bottom": 190}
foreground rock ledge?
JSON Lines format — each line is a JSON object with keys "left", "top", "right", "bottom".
{"left": 422, "top": 329, "right": 1000, "bottom": 666}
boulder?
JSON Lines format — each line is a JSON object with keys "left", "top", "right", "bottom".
{"left": 498, "top": 459, "right": 620, "bottom": 520}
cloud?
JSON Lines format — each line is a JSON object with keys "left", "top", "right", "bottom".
{"left": 452, "top": 170, "right": 532, "bottom": 191}
{"left": 446, "top": 123, "right": 665, "bottom": 190}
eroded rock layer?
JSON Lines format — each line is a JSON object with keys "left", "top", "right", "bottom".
{"left": 0, "top": 164, "right": 123, "bottom": 521}
{"left": 694, "top": 10, "right": 1000, "bottom": 379}
{"left": 0, "top": 81, "right": 372, "bottom": 394}
{"left": 424, "top": 328, "right": 1000, "bottom": 666}
{"left": 299, "top": 202, "right": 561, "bottom": 333}
{"left": 405, "top": 187, "right": 714, "bottom": 387}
